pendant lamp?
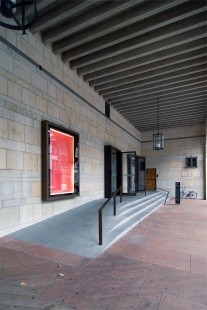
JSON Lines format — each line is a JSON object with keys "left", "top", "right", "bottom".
{"left": 0, "top": 0, "right": 37, "bottom": 35}
{"left": 153, "top": 97, "right": 164, "bottom": 150}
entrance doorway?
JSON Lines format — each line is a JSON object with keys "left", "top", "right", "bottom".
{"left": 104, "top": 145, "right": 146, "bottom": 197}
{"left": 146, "top": 168, "right": 156, "bottom": 190}
{"left": 136, "top": 156, "right": 146, "bottom": 192}
{"left": 104, "top": 145, "right": 122, "bottom": 198}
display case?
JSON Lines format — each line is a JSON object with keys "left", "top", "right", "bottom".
{"left": 42, "top": 120, "right": 79, "bottom": 201}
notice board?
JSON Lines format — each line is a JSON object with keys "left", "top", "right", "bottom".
{"left": 42, "top": 120, "right": 79, "bottom": 201}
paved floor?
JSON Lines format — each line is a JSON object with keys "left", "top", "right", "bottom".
{"left": 5, "top": 191, "right": 163, "bottom": 259}
{"left": 0, "top": 198, "right": 207, "bottom": 310}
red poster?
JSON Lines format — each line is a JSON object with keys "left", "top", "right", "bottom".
{"left": 49, "top": 128, "right": 74, "bottom": 195}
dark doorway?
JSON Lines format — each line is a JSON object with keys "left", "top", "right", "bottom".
{"left": 104, "top": 145, "right": 122, "bottom": 198}
{"left": 135, "top": 156, "right": 146, "bottom": 193}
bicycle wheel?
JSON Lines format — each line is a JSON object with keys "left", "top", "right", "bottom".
{"left": 180, "top": 191, "right": 184, "bottom": 198}
{"left": 189, "top": 191, "right": 197, "bottom": 199}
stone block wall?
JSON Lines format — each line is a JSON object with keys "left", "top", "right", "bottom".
{"left": 0, "top": 28, "right": 141, "bottom": 236}
{"left": 141, "top": 125, "right": 205, "bottom": 199}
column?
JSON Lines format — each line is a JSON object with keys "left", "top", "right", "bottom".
{"left": 205, "top": 118, "right": 207, "bottom": 199}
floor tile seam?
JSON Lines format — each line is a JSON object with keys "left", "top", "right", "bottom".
{"left": 0, "top": 276, "right": 59, "bottom": 298}
{"left": 19, "top": 244, "right": 69, "bottom": 262}
{"left": 124, "top": 255, "right": 191, "bottom": 272}
{"left": 156, "top": 292, "right": 163, "bottom": 310}
{"left": 55, "top": 258, "right": 95, "bottom": 269}
{"left": 0, "top": 245, "right": 75, "bottom": 267}
{"left": 0, "top": 243, "right": 34, "bottom": 252}
{"left": 0, "top": 276, "right": 58, "bottom": 302}
{"left": 154, "top": 290, "right": 207, "bottom": 307}
{"left": 190, "top": 253, "right": 207, "bottom": 260}
{"left": 140, "top": 263, "right": 153, "bottom": 289}
{"left": 126, "top": 241, "right": 192, "bottom": 259}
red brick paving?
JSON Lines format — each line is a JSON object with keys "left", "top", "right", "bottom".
{"left": 0, "top": 198, "right": 207, "bottom": 309}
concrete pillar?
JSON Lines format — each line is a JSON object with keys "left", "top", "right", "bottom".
{"left": 205, "top": 118, "right": 207, "bottom": 200}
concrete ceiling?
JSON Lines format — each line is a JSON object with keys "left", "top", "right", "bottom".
{"left": 31, "top": 0, "right": 207, "bottom": 132}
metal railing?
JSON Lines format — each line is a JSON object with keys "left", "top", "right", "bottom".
{"left": 155, "top": 187, "right": 169, "bottom": 204}
{"left": 98, "top": 185, "right": 122, "bottom": 245}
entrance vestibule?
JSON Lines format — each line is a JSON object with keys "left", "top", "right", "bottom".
{"left": 104, "top": 146, "right": 146, "bottom": 198}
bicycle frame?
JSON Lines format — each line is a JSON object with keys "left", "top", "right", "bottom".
{"left": 180, "top": 187, "right": 197, "bottom": 199}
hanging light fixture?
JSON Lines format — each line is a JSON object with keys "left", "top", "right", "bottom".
{"left": 153, "top": 97, "right": 164, "bottom": 150}
{"left": 0, "top": 0, "right": 37, "bottom": 35}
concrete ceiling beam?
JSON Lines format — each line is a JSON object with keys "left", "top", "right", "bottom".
{"left": 95, "top": 55, "right": 207, "bottom": 92}
{"left": 42, "top": 0, "right": 141, "bottom": 45}
{"left": 108, "top": 80, "right": 206, "bottom": 104}
{"left": 102, "top": 70, "right": 206, "bottom": 100}
{"left": 77, "top": 26, "right": 206, "bottom": 75}
{"left": 70, "top": 13, "right": 206, "bottom": 68}
{"left": 60, "top": 0, "right": 202, "bottom": 58}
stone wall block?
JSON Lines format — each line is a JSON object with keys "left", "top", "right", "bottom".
{"left": 7, "top": 149, "right": 23, "bottom": 170}
{"left": 0, "top": 49, "right": 13, "bottom": 73}
{"left": 31, "top": 181, "right": 41, "bottom": 197}
{"left": 53, "top": 66, "right": 63, "bottom": 81}
{"left": 0, "top": 116, "right": 9, "bottom": 139}
{"left": 8, "top": 81, "right": 21, "bottom": 102}
{"left": 17, "top": 35, "right": 27, "bottom": 55}
{"left": 47, "top": 102, "right": 59, "bottom": 119}
{"left": 0, "top": 74, "right": 8, "bottom": 95}
{"left": 24, "top": 153, "right": 38, "bottom": 171}
{"left": 20, "top": 204, "right": 33, "bottom": 224}
{"left": 42, "top": 202, "right": 54, "bottom": 219}
{"left": 0, "top": 207, "right": 19, "bottom": 229}
{"left": 0, "top": 149, "right": 6, "bottom": 169}
{"left": 35, "top": 95, "right": 47, "bottom": 114}
{"left": 31, "top": 71, "right": 47, "bottom": 93}
{"left": 22, "top": 88, "right": 36, "bottom": 108}
{"left": 3, "top": 198, "right": 25, "bottom": 208}
{"left": 14, "top": 182, "right": 31, "bottom": 199}
{"left": 28, "top": 47, "right": 43, "bottom": 67}
{"left": 25, "top": 125, "right": 39, "bottom": 146}
{"left": 48, "top": 83, "right": 56, "bottom": 99}
{"left": 9, "top": 120, "right": 24, "bottom": 142}
{"left": 14, "top": 59, "right": 30, "bottom": 83}
{"left": 0, "top": 182, "right": 13, "bottom": 200}
{"left": 32, "top": 203, "right": 43, "bottom": 221}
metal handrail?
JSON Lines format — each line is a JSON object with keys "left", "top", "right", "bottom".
{"left": 155, "top": 187, "right": 169, "bottom": 204}
{"left": 98, "top": 185, "right": 122, "bottom": 245}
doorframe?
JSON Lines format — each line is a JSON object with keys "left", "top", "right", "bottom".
{"left": 146, "top": 168, "right": 157, "bottom": 191}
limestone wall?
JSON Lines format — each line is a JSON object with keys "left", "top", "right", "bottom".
{"left": 0, "top": 28, "right": 141, "bottom": 236}
{"left": 141, "top": 125, "right": 205, "bottom": 199}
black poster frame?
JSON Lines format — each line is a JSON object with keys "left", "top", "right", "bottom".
{"left": 42, "top": 120, "right": 79, "bottom": 202}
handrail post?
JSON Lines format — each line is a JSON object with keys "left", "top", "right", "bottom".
{"left": 155, "top": 186, "right": 169, "bottom": 204}
{"left": 114, "top": 196, "right": 116, "bottom": 216}
{"left": 99, "top": 209, "right": 102, "bottom": 245}
{"left": 120, "top": 186, "right": 122, "bottom": 203}
{"left": 98, "top": 185, "right": 122, "bottom": 245}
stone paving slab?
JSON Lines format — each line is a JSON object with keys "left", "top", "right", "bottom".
{"left": 0, "top": 198, "right": 207, "bottom": 310}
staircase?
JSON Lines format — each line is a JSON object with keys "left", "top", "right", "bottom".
{"left": 102, "top": 191, "right": 168, "bottom": 251}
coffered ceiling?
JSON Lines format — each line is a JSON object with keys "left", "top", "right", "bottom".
{"left": 30, "top": 0, "right": 207, "bottom": 132}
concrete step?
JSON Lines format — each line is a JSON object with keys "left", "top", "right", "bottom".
{"left": 103, "top": 192, "right": 167, "bottom": 250}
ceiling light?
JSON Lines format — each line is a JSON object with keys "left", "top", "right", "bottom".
{"left": 153, "top": 97, "right": 164, "bottom": 150}
{"left": 0, "top": 0, "right": 37, "bottom": 35}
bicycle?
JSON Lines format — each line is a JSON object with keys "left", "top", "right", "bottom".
{"left": 180, "top": 187, "right": 197, "bottom": 199}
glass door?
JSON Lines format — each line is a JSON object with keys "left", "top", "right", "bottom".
{"left": 122, "top": 152, "right": 136, "bottom": 195}
{"left": 104, "top": 145, "right": 122, "bottom": 198}
{"left": 111, "top": 148, "right": 117, "bottom": 193}
{"left": 136, "top": 156, "right": 146, "bottom": 192}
